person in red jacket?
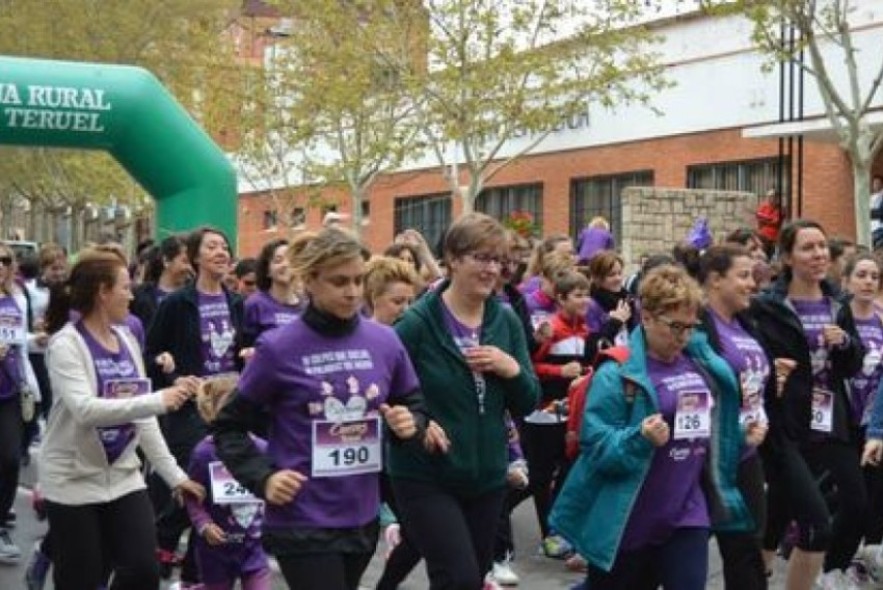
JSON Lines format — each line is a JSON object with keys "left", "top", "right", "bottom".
{"left": 526, "top": 270, "right": 593, "bottom": 559}
{"left": 756, "top": 189, "right": 784, "bottom": 255}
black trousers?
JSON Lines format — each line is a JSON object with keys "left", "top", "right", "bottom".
{"left": 46, "top": 489, "right": 159, "bottom": 590}
{"left": 391, "top": 478, "right": 506, "bottom": 590}
{"left": 0, "top": 398, "right": 22, "bottom": 523}
{"left": 520, "top": 422, "right": 569, "bottom": 538}
{"left": 277, "top": 551, "right": 374, "bottom": 590}
{"left": 717, "top": 453, "right": 768, "bottom": 590}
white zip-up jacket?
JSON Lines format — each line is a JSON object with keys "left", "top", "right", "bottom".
{"left": 39, "top": 322, "right": 187, "bottom": 505}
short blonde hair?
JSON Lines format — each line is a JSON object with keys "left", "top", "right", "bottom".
{"left": 196, "top": 374, "right": 239, "bottom": 424}
{"left": 364, "top": 256, "right": 422, "bottom": 308}
{"left": 589, "top": 216, "right": 609, "bottom": 230}
{"left": 539, "top": 251, "right": 574, "bottom": 281}
{"left": 288, "top": 228, "right": 370, "bottom": 280}
{"left": 639, "top": 264, "right": 703, "bottom": 316}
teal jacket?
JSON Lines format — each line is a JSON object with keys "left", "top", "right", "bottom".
{"left": 549, "top": 327, "right": 751, "bottom": 571}
{"left": 388, "top": 281, "right": 540, "bottom": 496}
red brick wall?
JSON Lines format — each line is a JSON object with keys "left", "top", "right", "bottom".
{"left": 237, "top": 127, "right": 866, "bottom": 256}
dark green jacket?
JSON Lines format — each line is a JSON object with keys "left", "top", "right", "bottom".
{"left": 388, "top": 281, "right": 540, "bottom": 495}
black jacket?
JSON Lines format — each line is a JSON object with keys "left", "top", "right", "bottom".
{"left": 749, "top": 277, "right": 864, "bottom": 446}
{"left": 146, "top": 283, "right": 243, "bottom": 459}
{"left": 502, "top": 283, "right": 538, "bottom": 353}
{"left": 130, "top": 282, "right": 163, "bottom": 333}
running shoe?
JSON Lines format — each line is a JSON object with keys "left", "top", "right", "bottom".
{"left": 565, "top": 553, "right": 588, "bottom": 573}
{"left": 24, "top": 541, "right": 50, "bottom": 590}
{"left": 815, "top": 569, "right": 859, "bottom": 590}
{"left": 0, "top": 528, "right": 21, "bottom": 564}
{"left": 541, "top": 534, "right": 574, "bottom": 560}
{"left": 489, "top": 554, "right": 519, "bottom": 586}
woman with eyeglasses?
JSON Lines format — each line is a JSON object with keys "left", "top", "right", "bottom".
{"left": 550, "top": 264, "right": 753, "bottom": 590}
{"left": 697, "top": 245, "right": 770, "bottom": 589}
{"left": 388, "top": 213, "right": 540, "bottom": 590}
{"left": 0, "top": 244, "right": 39, "bottom": 563}
{"left": 749, "top": 219, "right": 865, "bottom": 590}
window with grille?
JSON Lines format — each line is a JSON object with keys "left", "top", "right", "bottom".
{"left": 686, "top": 157, "right": 789, "bottom": 197}
{"left": 570, "top": 170, "right": 654, "bottom": 245}
{"left": 393, "top": 193, "right": 452, "bottom": 255}
{"left": 262, "top": 209, "right": 278, "bottom": 230}
{"left": 475, "top": 184, "right": 543, "bottom": 232}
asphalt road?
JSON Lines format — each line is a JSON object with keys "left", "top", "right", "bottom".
{"left": 0, "top": 449, "right": 785, "bottom": 589}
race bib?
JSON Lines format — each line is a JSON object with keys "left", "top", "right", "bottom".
{"left": 103, "top": 378, "right": 150, "bottom": 399}
{"left": 811, "top": 388, "right": 834, "bottom": 433}
{"left": 0, "top": 318, "right": 23, "bottom": 344}
{"left": 209, "top": 461, "right": 257, "bottom": 505}
{"left": 674, "top": 390, "right": 711, "bottom": 440}
{"left": 311, "top": 416, "right": 382, "bottom": 478}
{"left": 739, "top": 374, "right": 768, "bottom": 427}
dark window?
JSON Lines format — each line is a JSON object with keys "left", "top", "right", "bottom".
{"left": 686, "top": 157, "right": 788, "bottom": 197}
{"left": 570, "top": 170, "right": 654, "bottom": 245}
{"left": 361, "top": 199, "right": 371, "bottom": 220}
{"left": 291, "top": 207, "right": 306, "bottom": 227}
{"left": 476, "top": 183, "right": 543, "bottom": 233}
{"left": 393, "top": 193, "right": 452, "bottom": 255}
{"left": 262, "top": 209, "right": 277, "bottom": 230}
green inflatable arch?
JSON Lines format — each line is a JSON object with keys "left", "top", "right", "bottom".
{"left": 0, "top": 56, "right": 237, "bottom": 248}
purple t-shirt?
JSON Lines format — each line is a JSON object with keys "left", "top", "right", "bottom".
{"left": 851, "top": 314, "right": 883, "bottom": 426}
{"left": 619, "top": 354, "right": 711, "bottom": 551}
{"left": 518, "top": 275, "right": 542, "bottom": 297}
{"left": 525, "top": 289, "right": 557, "bottom": 330}
{"left": 791, "top": 298, "right": 844, "bottom": 438}
{"left": 0, "top": 296, "right": 23, "bottom": 399}
{"left": 710, "top": 310, "right": 770, "bottom": 460}
{"left": 243, "top": 291, "right": 301, "bottom": 341}
{"left": 576, "top": 227, "right": 614, "bottom": 262}
{"left": 188, "top": 435, "right": 269, "bottom": 583}
{"left": 77, "top": 322, "right": 147, "bottom": 463}
{"left": 198, "top": 292, "right": 237, "bottom": 376}
{"left": 441, "top": 301, "right": 487, "bottom": 415}
{"left": 237, "top": 316, "right": 420, "bottom": 530}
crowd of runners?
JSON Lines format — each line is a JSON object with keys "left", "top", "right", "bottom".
{"left": 1, "top": 188, "right": 883, "bottom": 590}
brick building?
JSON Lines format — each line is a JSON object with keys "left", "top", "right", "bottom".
{"left": 236, "top": 5, "right": 883, "bottom": 259}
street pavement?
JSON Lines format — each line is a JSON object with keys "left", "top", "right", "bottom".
{"left": 0, "top": 448, "right": 786, "bottom": 589}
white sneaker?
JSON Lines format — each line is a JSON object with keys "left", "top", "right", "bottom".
{"left": 489, "top": 557, "right": 519, "bottom": 586}
{"left": 816, "top": 569, "right": 859, "bottom": 590}
{"left": 0, "top": 528, "right": 21, "bottom": 564}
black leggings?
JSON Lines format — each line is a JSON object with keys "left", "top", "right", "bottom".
{"left": 46, "top": 489, "right": 159, "bottom": 590}
{"left": 391, "top": 478, "right": 506, "bottom": 590}
{"left": 277, "top": 551, "right": 374, "bottom": 590}
{"left": 717, "top": 454, "right": 767, "bottom": 590}
{"left": 520, "top": 422, "right": 568, "bottom": 538}
{"left": 764, "top": 440, "right": 867, "bottom": 571}
{"left": 0, "top": 398, "right": 22, "bottom": 523}
{"left": 376, "top": 534, "right": 422, "bottom": 590}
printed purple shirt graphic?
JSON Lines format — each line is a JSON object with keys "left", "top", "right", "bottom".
{"left": 851, "top": 315, "right": 883, "bottom": 425}
{"left": 237, "top": 317, "right": 419, "bottom": 530}
{"left": 791, "top": 298, "right": 834, "bottom": 389}
{"left": 188, "top": 435, "right": 268, "bottom": 583}
{"left": 198, "top": 292, "right": 236, "bottom": 376}
{"left": 0, "top": 296, "right": 23, "bottom": 399}
{"left": 77, "top": 323, "right": 147, "bottom": 463}
{"left": 619, "top": 354, "right": 711, "bottom": 551}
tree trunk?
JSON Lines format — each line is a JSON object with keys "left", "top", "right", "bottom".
{"left": 350, "top": 186, "right": 363, "bottom": 240}
{"left": 853, "top": 157, "right": 872, "bottom": 247}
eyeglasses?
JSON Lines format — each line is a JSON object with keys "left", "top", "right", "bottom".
{"left": 656, "top": 316, "right": 700, "bottom": 338}
{"left": 467, "top": 252, "right": 504, "bottom": 268}
{"left": 0, "top": 256, "right": 13, "bottom": 267}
